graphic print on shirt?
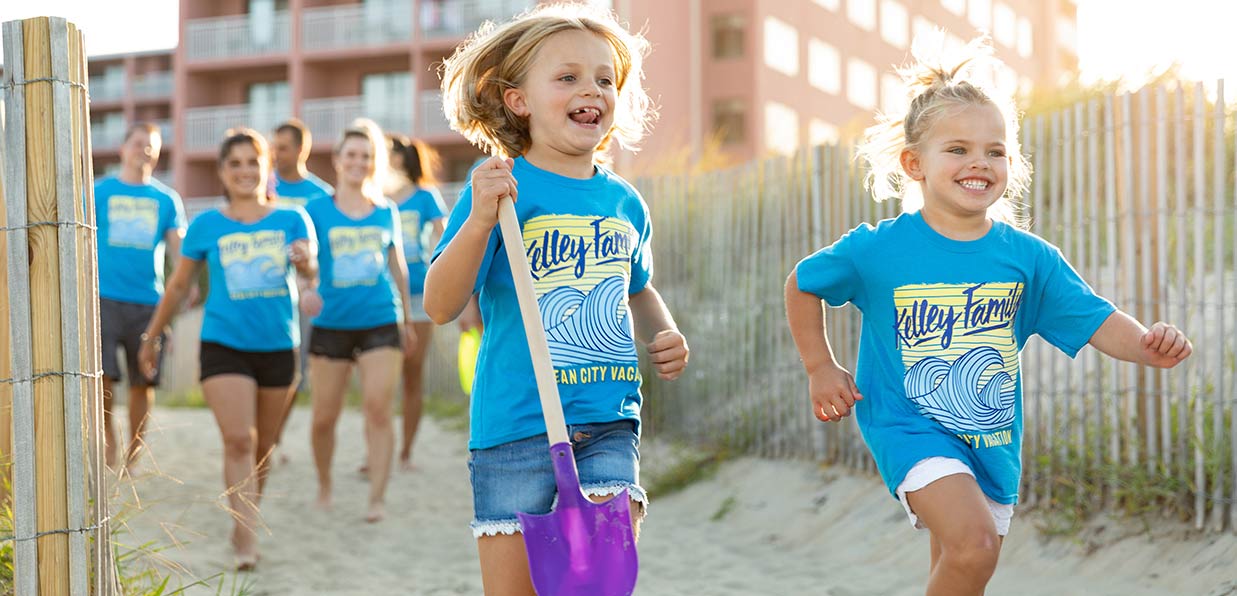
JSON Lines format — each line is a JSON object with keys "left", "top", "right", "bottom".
{"left": 107, "top": 196, "right": 161, "bottom": 249}
{"left": 275, "top": 194, "right": 309, "bottom": 208}
{"left": 894, "top": 282, "right": 1025, "bottom": 448}
{"left": 329, "top": 226, "right": 386, "bottom": 287}
{"left": 524, "top": 214, "right": 640, "bottom": 386}
{"left": 400, "top": 210, "right": 424, "bottom": 264}
{"left": 219, "top": 230, "right": 290, "bottom": 299}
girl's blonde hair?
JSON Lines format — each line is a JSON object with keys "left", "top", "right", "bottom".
{"left": 334, "top": 117, "right": 389, "bottom": 202}
{"left": 439, "top": 2, "right": 654, "bottom": 160}
{"left": 856, "top": 33, "right": 1031, "bottom": 228}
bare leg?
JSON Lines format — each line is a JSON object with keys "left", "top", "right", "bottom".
{"left": 905, "top": 474, "right": 1002, "bottom": 596}
{"left": 398, "top": 322, "right": 433, "bottom": 470}
{"left": 254, "top": 385, "right": 295, "bottom": 495}
{"left": 309, "top": 356, "right": 351, "bottom": 511}
{"left": 356, "top": 347, "right": 401, "bottom": 522}
{"left": 202, "top": 374, "right": 261, "bottom": 569}
{"left": 476, "top": 498, "right": 642, "bottom": 595}
{"left": 125, "top": 383, "right": 155, "bottom": 469}
{"left": 102, "top": 376, "right": 118, "bottom": 468}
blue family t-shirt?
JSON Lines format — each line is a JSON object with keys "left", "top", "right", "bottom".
{"left": 304, "top": 196, "right": 404, "bottom": 330}
{"left": 95, "top": 175, "right": 187, "bottom": 305}
{"left": 432, "top": 157, "right": 654, "bottom": 450}
{"left": 795, "top": 211, "right": 1115, "bottom": 505}
{"left": 182, "top": 206, "right": 314, "bottom": 351}
{"left": 397, "top": 188, "right": 447, "bottom": 295}
{"left": 273, "top": 173, "right": 333, "bottom": 208}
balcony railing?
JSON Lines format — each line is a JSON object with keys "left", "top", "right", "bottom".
{"left": 418, "top": 91, "right": 452, "bottom": 136}
{"left": 184, "top": 104, "right": 291, "bottom": 150}
{"left": 91, "top": 124, "right": 126, "bottom": 150}
{"left": 132, "top": 71, "right": 173, "bottom": 99}
{"left": 88, "top": 75, "right": 125, "bottom": 103}
{"left": 420, "top": 0, "right": 537, "bottom": 38}
{"left": 302, "top": 3, "right": 413, "bottom": 51}
{"left": 304, "top": 95, "right": 414, "bottom": 142}
{"left": 186, "top": 11, "right": 290, "bottom": 62}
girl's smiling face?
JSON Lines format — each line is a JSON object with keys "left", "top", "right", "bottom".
{"left": 219, "top": 141, "right": 266, "bottom": 200}
{"left": 903, "top": 102, "right": 1010, "bottom": 222}
{"left": 334, "top": 135, "right": 376, "bottom": 188}
{"left": 504, "top": 29, "right": 618, "bottom": 172}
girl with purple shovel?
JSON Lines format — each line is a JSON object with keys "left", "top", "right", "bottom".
{"left": 426, "top": 4, "right": 689, "bottom": 594}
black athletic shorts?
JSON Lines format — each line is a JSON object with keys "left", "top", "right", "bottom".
{"left": 100, "top": 298, "right": 163, "bottom": 386}
{"left": 307, "top": 323, "right": 401, "bottom": 361}
{"left": 199, "top": 341, "right": 297, "bottom": 388}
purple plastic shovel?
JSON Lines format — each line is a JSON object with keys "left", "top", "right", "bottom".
{"left": 496, "top": 197, "right": 639, "bottom": 595}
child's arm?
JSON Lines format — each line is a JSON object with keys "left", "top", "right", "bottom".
{"left": 629, "top": 285, "right": 689, "bottom": 381}
{"left": 1088, "top": 310, "right": 1192, "bottom": 369}
{"left": 785, "top": 271, "right": 863, "bottom": 422}
{"left": 423, "top": 157, "right": 516, "bottom": 324}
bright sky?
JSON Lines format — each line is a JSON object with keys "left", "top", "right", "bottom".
{"left": 0, "top": 0, "right": 1233, "bottom": 86}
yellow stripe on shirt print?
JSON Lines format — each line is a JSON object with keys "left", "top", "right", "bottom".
{"left": 894, "top": 282, "right": 1026, "bottom": 439}
{"left": 522, "top": 214, "right": 636, "bottom": 296}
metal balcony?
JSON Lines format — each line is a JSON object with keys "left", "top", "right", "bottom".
{"left": 302, "top": 3, "right": 413, "bottom": 51}
{"left": 185, "top": 11, "right": 291, "bottom": 62}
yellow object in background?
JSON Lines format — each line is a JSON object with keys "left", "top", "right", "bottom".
{"left": 458, "top": 327, "right": 481, "bottom": 395}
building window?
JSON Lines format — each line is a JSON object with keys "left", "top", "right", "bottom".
{"left": 881, "top": 73, "right": 907, "bottom": 116}
{"left": 847, "top": 58, "right": 877, "bottom": 110}
{"left": 968, "top": 0, "right": 991, "bottom": 31}
{"left": 1017, "top": 17, "right": 1033, "bottom": 58}
{"left": 812, "top": 0, "right": 840, "bottom": 11}
{"left": 940, "top": 0, "right": 965, "bottom": 17}
{"left": 847, "top": 0, "right": 876, "bottom": 31}
{"left": 809, "top": 119, "right": 839, "bottom": 147}
{"left": 713, "top": 99, "right": 747, "bottom": 145}
{"left": 763, "top": 17, "right": 799, "bottom": 77}
{"left": 1056, "top": 16, "right": 1076, "bottom": 55}
{"left": 992, "top": 3, "right": 1016, "bottom": 48}
{"left": 764, "top": 101, "right": 799, "bottom": 156}
{"left": 808, "top": 38, "right": 841, "bottom": 94}
{"left": 880, "top": 0, "right": 908, "bottom": 49}
{"left": 712, "top": 14, "right": 746, "bottom": 59}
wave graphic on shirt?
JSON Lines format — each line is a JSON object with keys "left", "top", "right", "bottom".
{"left": 903, "top": 346, "right": 1015, "bottom": 433}
{"left": 109, "top": 216, "right": 158, "bottom": 248}
{"left": 539, "top": 275, "right": 637, "bottom": 366}
{"left": 333, "top": 252, "right": 384, "bottom": 286}
{"left": 224, "top": 257, "right": 285, "bottom": 295}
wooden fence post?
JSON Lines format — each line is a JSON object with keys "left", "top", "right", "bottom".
{"left": 2, "top": 16, "right": 113, "bottom": 595}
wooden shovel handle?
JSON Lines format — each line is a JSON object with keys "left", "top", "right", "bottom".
{"left": 496, "top": 197, "right": 569, "bottom": 446}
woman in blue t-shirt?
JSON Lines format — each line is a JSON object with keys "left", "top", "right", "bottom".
{"left": 139, "top": 128, "right": 317, "bottom": 571}
{"left": 386, "top": 134, "right": 447, "bottom": 471}
{"left": 303, "top": 119, "right": 415, "bottom": 523}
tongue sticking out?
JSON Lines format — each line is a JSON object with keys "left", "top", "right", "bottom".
{"left": 570, "top": 110, "right": 599, "bottom": 125}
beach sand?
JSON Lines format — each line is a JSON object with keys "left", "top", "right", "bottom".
{"left": 117, "top": 408, "right": 1237, "bottom": 595}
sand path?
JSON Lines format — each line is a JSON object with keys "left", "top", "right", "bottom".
{"left": 117, "top": 408, "right": 1237, "bottom": 595}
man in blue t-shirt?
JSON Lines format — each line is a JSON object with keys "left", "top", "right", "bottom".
{"left": 269, "top": 119, "right": 335, "bottom": 458}
{"left": 95, "top": 122, "right": 186, "bottom": 470}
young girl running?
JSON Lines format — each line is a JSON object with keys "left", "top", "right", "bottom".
{"left": 138, "top": 128, "right": 316, "bottom": 570}
{"left": 427, "top": 4, "right": 689, "bottom": 593}
{"left": 785, "top": 38, "right": 1192, "bottom": 596}
{"left": 387, "top": 134, "right": 447, "bottom": 471}
{"left": 304, "top": 118, "right": 415, "bottom": 523}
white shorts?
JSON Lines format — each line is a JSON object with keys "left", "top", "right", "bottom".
{"left": 895, "top": 457, "right": 1015, "bottom": 536}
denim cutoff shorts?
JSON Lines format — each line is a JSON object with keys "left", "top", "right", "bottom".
{"left": 468, "top": 419, "right": 647, "bottom": 538}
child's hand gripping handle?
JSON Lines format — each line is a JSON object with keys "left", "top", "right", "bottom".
{"left": 496, "top": 197, "right": 570, "bottom": 446}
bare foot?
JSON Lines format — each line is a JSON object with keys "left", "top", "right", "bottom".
{"left": 357, "top": 463, "right": 368, "bottom": 476}
{"left": 399, "top": 457, "right": 415, "bottom": 473}
{"left": 315, "top": 491, "right": 332, "bottom": 511}
{"left": 365, "top": 502, "right": 385, "bottom": 523}
{"left": 235, "top": 552, "right": 259, "bottom": 572}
